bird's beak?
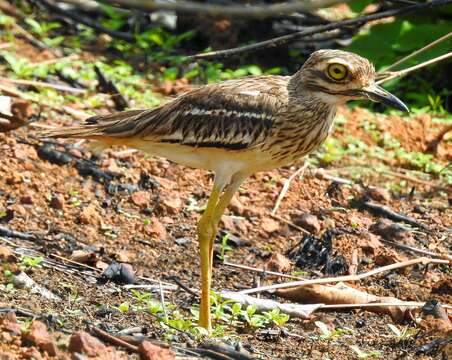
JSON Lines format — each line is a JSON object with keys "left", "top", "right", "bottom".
{"left": 361, "top": 84, "right": 409, "bottom": 112}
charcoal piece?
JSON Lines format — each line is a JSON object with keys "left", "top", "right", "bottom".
{"left": 138, "top": 171, "right": 160, "bottom": 190}
{"left": 76, "top": 161, "right": 118, "bottom": 182}
{"left": 98, "top": 261, "right": 135, "bottom": 284}
{"left": 288, "top": 230, "right": 347, "bottom": 274}
{"left": 38, "top": 144, "right": 73, "bottom": 165}
{"left": 324, "top": 254, "right": 347, "bottom": 275}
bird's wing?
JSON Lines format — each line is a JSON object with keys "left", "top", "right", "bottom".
{"left": 42, "top": 76, "right": 289, "bottom": 150}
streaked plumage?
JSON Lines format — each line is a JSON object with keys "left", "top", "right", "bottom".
{"left": 39, "top": 50, "right": 408, "bottom": 332}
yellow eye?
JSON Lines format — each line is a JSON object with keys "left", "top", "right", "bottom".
{"left": 327, "top": 63, "right": 348, "bottom": 81}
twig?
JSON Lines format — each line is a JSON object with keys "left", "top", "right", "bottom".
{"left": 94, "top": 65, "right": 128, "bottom": 111}
{"left": 0, "top": 78, "right": 87, "bottom": 94}
{"left": 353, "top": 200, "right": 430, "bottom": 231}
{"left": 240, "top": 257, "right": 449, "bottom": 294}
{"left": 223, "top": 260, "right": 307, "bottom": 280}
{"left": 167, "top": 275, "right": 199, "bottom": 297}
{"left": 270, "top": 213, "right": 310, "bottom": 235}
{"left": 186, "top": 0, "right": 452, "bottom": 60}
{"left": 320, "top": 302, "right": 434, "bottom": 309}
{"left": 92, "top": 327, "right": 139, "bottom": 352}
{"left": 37, "top": 0, "right": 135, "bottom": 42}
{"left": 0, "top": 225, "right": 41, "bottom": 241}
{"left": 381, "top": 170, "right": 436, "bottom": 187}
{"left": 272, "top": 162, "right": 308, "bottom": 215}
{"left": 99, "top": 0, "right": 348, "bottom": 18}
{"left": 383, "top": 32, "right": 452, "bottom": 72}
{"left": 381, "top": 239, "right": 452, "bottom": 261}
{"left": 377, "top": 52, "right": 452, "bottom": 84}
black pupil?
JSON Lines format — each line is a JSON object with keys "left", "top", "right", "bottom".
{"left": 334, "top": 68, "right": 341, "bottom": 74}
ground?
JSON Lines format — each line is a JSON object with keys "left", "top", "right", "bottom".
{"left": 0, "top": 26, "right": 451, "bottom": 360}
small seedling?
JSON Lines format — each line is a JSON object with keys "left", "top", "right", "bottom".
{"left": 350, "top": 345, "right": 382, "bottom": 358}
{"left": 19, "top": 255, "right": 43, "bottom": 270}
{"left": 314, "top": 321, "right": 351, "bottom": 340}
{"left": 218, "top": 233, "right": 232, "bottom": 261}
{"left": 387, "top": 324, "right": 416, "bottom": 342}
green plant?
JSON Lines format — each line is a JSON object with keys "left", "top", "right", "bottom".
{"left": 350, "top": 345, "right": 382, "bottom": 359}
{"left": 218, "top": 233, "right": 232, "bottom": 261}
{"left": 19, "top": 255, "right": 43, "bottom": 270}
{"left": 387, "top": 324, "right": 416, "bottom": 342}
{"left": 314, "top": 321, "right": 351, "bottom": 340}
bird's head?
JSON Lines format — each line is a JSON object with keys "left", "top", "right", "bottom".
{"left": 291, "top": 49, "right": 408, "bottom": 112}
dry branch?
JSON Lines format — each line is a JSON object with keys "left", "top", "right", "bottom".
{"left": 240, "top": 257, "right": 449, "bottom": 295}
{"left": 98, "top": 0, "right": 348, "bottom": 18}
{"left": 186, "top": 0, "right": 452, "bottom": 60}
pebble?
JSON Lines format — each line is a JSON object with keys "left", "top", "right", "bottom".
{"left": 22, "top": 320, "right": 57, "bottom": 356}
{"left": 139, "top": 340, "right": 175, "bottom": 360}
{"left": 293, "top": 213, "right": 321, "bottom": 233}
{"left": 260, "top": 218, "right": 280, "bottom": 234}
{"left": 49, "top": 194, "right": 65, "bottom": 210}
{"left": 131, "top": 190, "right": 150, "bottom": 207}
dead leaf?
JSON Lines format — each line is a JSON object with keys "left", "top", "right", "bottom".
{"left": 276, "top": 282, "right": 411, "bottom": 322}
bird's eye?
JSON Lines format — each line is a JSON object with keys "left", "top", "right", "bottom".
{"left": 327, "top": 63, "right": 348, "bottom": 81}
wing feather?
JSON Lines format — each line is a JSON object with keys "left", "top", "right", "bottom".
{"left": 41, "top": 76, "right": 289, "bottom": 150}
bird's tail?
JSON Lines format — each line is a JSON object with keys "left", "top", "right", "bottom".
{"left": 37, "top": 109, "right": 150, "bottom": 140}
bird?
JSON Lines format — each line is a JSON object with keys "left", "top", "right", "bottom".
{"left": 39, "top": 49, "right": 408, "bottom": 332}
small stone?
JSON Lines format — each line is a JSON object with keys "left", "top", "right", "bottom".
{"left": 139, "top": 340, "right": 175, "bottom": 360}
{"left": 293, "top": 213, "right": 321, "bottom": 233}
{"left": 0, "top": 245, "right": 15, "bottom": 262}
{"left": 79, "top": 205, "right": 101, "bottom": 225}
{"left": 131, "top": 190, "right": 150, "bottom": 207}
{"left": 261, "top": 218, "right": 280, "bottom": 234}
{"left": 23, "top": 347, "right": 43, "bottom": 360}
{"left": 144, "top": 216, "right": 168, "bottom": 241}
{"left": 370, "top": 219, "right": 413, "bottom": 243}
{"left": 49, "top": 194, "right": 65, "bottom": 210}
{"left": 22, "top": 320, "right": 57, "bottom": 356}
{"left": 68, "top": 331, "right": 125, "bottom": 359}
{"left": 229, "top": 196, "right": 244, "bottom": 215}
{"left": 0, "top": 331, "right": 13, "bottom": 343}
{"left": 20, "top": 195, "right": 33, "bottom": 205}
{"left": 266, "top": 253, "right": 292, "bottom": 273}
{"left": 366, "top": 186, "right": 392, "bottom": 202}
{"left": 161, "top": 195, "right": 182, "bottom": 214}
{"left": 2, "top": 312, "right": 22, "bottom": 334}
{"left": 70, "top": 250, "right": 97, "bottom": 265}
{"left": 6, "top": 172, "right": 22, "bottom": 184}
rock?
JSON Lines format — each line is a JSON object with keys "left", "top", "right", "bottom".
{"left": 131, "top": 191, "right": 150, "bottom": 208}
{"left": 20, "top": 195, "right": 33, "bottom": 205}
{"left": 139, "top": 340, "right": 175, "bottom": 360}
{"left": 144, "top": 216, "right": 168, "bottom": 241}
{"left": 1, "top": 311, "right": 22, "bottom": 334}
{"left": 0, "top": 245, "right": 15, "bottom": 262}
{"left": 360, "top": 233, "right": 383, "bottom": 255}
{"left": 68, "top": 331, "right": 125, "bottom": 359}
{"left": 70, "top": 250, "right": 97, "bottom": 265}
{"left": 229, "top": 196, "right": 244, "bottom": 215}
{"left": 266, "top": 253, "right": 292, "bottom": 273}
{"left": 293, "top": 213, "right": 321, "bottom": 233}
{"left": 261, "top": 218, "right": 280, "bottom": 234}
{"left": 23, "top": 347, "right": 43, "bottom": 360}
{"left": 161, "top": 195, "right": 182, "bottom": 215}
{"left": 22, "top": 320, "right": 57, "bottom": 356}
{"left": 0, "top": 331, "right": 13, "bottom": 343}
{"left": 49, "top": 194, "right": 65, "bottom": 210}
{"left": 370, "top": 219, "right": 413, "bottom": 243}
{"left": 366, "top": 186, "right": 391, "bottom": 202}
{"left": 6, "top": 171, "right": 22, "bottom": 184}
{"left": 79, "top": 206, "right": 101, "bottom": 226}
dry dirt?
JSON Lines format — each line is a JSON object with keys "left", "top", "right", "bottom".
{"left": 0, "top": 33, "right": 451, "bottom": 360}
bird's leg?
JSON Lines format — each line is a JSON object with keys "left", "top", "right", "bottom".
{"left": 208, "top": 175, "right": 246, "bottom": 268}
{"left": 197, "top": 181, "right": 224, "bottom": 331}
{"left": 197, "top": 174, "right": 246, "bottom": 332}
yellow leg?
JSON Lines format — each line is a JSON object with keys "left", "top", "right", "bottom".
{"left": 198, "top": 180, "right": 223, "bottom": 331}
{"left": 197, "top": 173, "right": 246, "bottom": 332}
